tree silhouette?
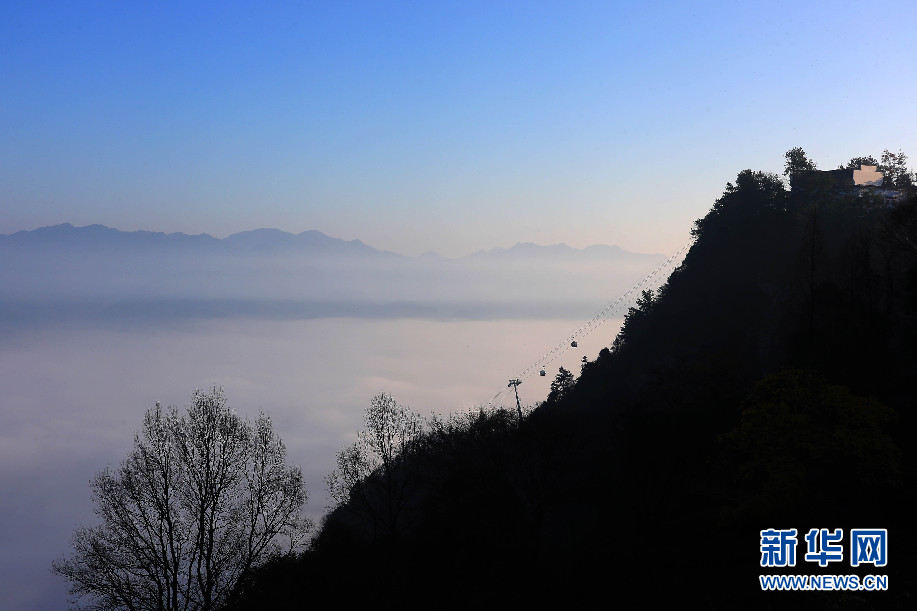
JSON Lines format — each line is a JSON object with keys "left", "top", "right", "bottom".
{"left": 691, "top": 169, "right": 786, "bottom": 240}
{"left": 546, "top": 367, "right": 575, "bottom": 403}
{"left": 783, "top": 146, "right": 816, "bottom": 177}
{"left": 52, "top": 388, "right": 309, "bottom": 611}
{"left": 325, "top": 392, "right": 423, "bottom": 538}
{"left": 880, "top": 149, "right": 913, "bottom": 189}
{"left": 843, "top": 155, "right": 879, "bottom": 170}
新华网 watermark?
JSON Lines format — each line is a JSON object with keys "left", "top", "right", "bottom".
{"left": 759, "top": 528, "right": 887, "bottom": 592}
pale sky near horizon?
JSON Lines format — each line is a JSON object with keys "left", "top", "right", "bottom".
{"left": 2, "top": 1, "right": 916, "bottom": 257}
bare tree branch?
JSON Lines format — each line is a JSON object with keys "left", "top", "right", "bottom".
{"left": 52, "top": 388, "right": 308, "bottom": 611}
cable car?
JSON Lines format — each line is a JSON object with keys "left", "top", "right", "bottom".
{"left": 540, "top": 369, "right": 546, "bottom": 376}
{"left": 571, "top": 340, "right": 578, "bottom": 348}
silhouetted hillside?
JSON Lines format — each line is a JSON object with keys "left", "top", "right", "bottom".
{"left": 227, "top": 170, "right": 916, "bottom": 609}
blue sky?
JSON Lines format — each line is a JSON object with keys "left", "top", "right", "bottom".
{"left": 2, "top": 0, "right": 915, "bottom": 256}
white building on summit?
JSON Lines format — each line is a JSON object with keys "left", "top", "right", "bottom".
{"left": 853, "top": 165, "right": 883, "bottom": 187}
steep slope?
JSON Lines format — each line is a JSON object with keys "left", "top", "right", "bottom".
{"left": 227, "top": 171, "right": 916, "bottom": 609}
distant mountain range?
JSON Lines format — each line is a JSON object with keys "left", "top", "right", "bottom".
{"left": 0, "top": 224, "right": 661, "bottom": 262}
{"left": 0, "top": 224, "right": 669, "bottom": 325}
{"left": 0, "top": 224, "right": 391, "bottom": 258}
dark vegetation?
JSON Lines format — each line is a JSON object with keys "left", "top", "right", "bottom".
{"left": 227, "top": 151, "right": 916, "bottom": 609}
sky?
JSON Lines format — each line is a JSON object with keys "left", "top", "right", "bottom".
{"left": 3, "top": 1, "right": 915, "bottom": 257}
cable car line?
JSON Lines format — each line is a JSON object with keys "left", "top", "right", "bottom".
{"left": 485, "top": 240, "right": 692, "bottom": 410}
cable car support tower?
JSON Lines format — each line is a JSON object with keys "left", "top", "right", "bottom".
{"left": 508, "top": 378, "right": 523, "bottom": 421}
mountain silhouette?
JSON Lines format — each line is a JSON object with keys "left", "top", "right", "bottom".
{"left": 225, "top": 169, "right": 916, "bottom": 609}
{"left": 1, "top": 224, "right": 667, "bottom": 326}
{"left": 0, "top": 223, "right": 395, "bottom": 257}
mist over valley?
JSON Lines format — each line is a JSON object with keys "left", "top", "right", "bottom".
{"left": 1, "top": 224, "right": 666, "bottom": 327}
{"left": 0, "top": 223, "right": 664, "bottom": 610}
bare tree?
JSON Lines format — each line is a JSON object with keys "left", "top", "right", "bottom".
{"left": 52, "top": 388, "right": 309, "bottom": 611}
{"left": 325, "top": 392, "right": 423, "bottom": 537}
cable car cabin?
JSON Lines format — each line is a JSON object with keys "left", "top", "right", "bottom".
{"left": 540, "top": 369, "right": 546, "bottom": 376}
{"left": 571, "top": 340, "right": 578, "bottom": 348}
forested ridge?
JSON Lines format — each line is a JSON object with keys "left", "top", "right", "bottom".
{"left": 227, "top": 161, "right": 917, "bottom": 609}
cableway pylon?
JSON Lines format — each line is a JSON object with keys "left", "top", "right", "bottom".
{"left": 485, "top": 238, "right": 693, "bottom": 412}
